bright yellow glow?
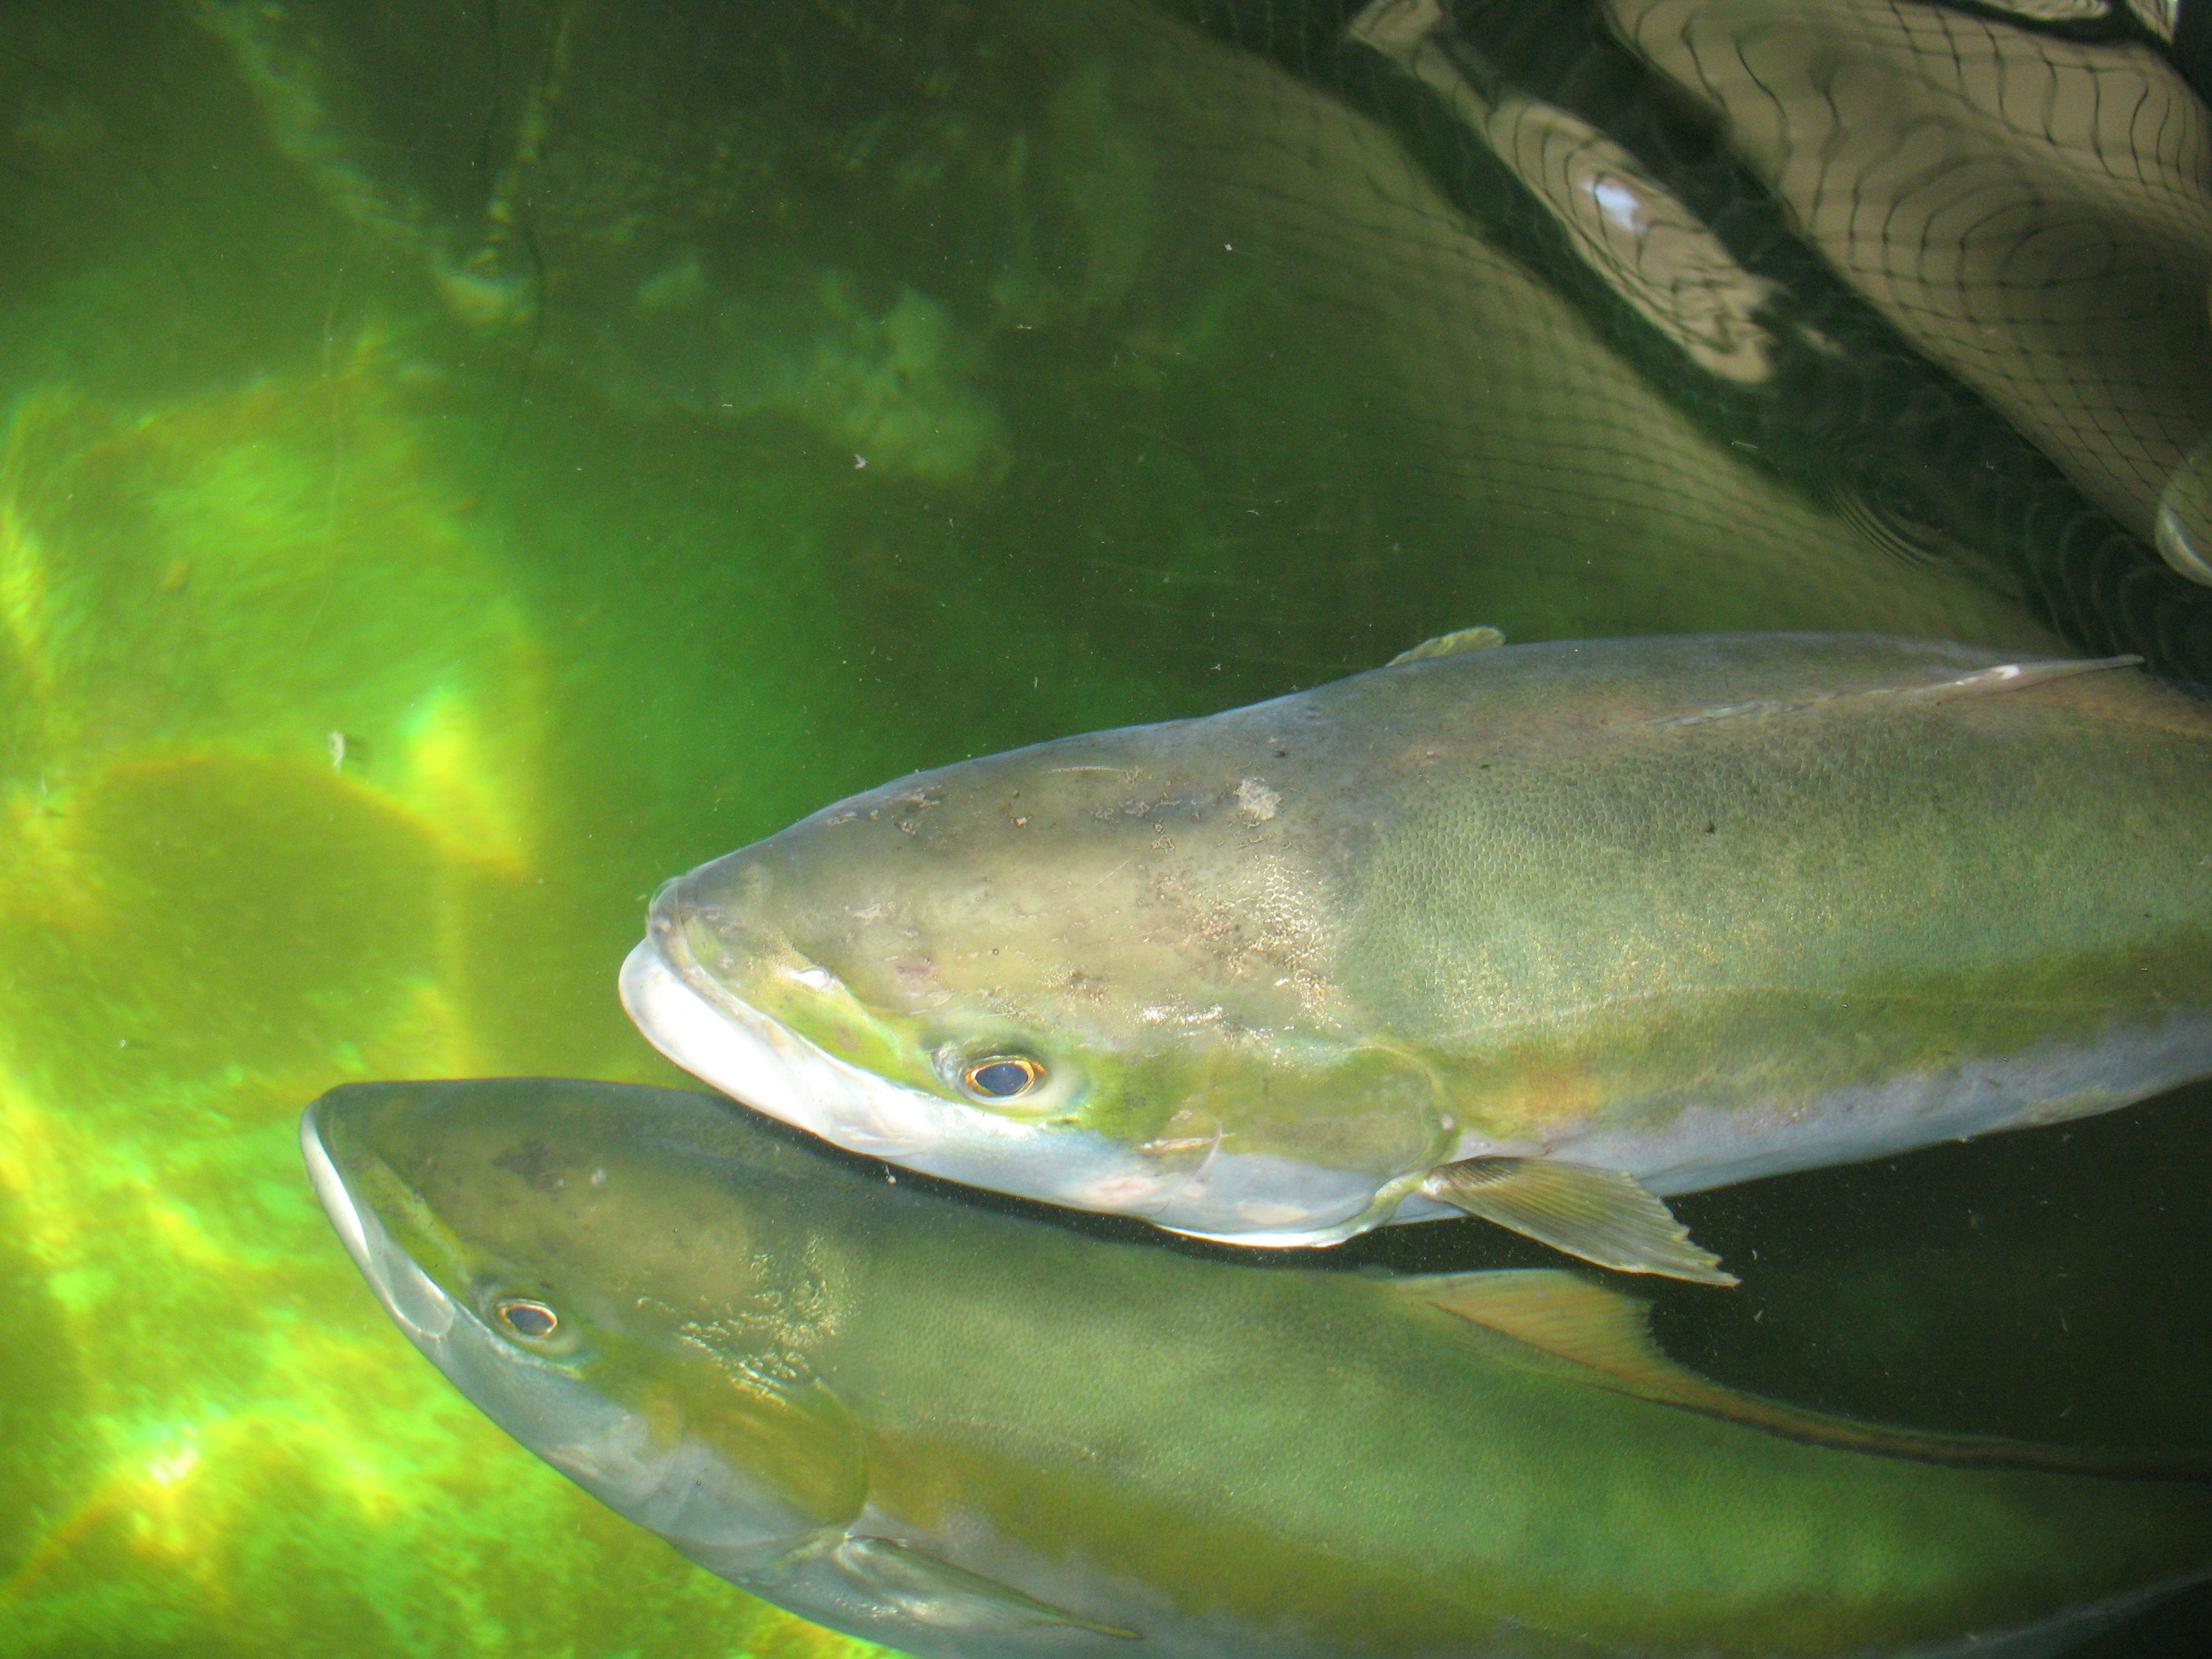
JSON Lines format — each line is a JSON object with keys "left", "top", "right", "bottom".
{"left": 0, "top": 347, "right": 890, "bottom": 1658}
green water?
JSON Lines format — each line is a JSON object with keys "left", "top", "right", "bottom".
{"left": 2, "top": 0, "right": 2210, "bottom": 1653}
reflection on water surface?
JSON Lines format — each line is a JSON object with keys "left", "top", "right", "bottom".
{"left": 1, "top": 1, "right": 2209, "bottom": 1654}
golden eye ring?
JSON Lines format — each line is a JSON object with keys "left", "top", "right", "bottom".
{"left": 960, "top": 1054, "right": 1045, "bottom": 1100}
{"left": 494, "top": 1297, "right": 559, "bottom": 1339}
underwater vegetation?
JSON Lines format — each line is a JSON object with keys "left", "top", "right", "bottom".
{"left": 0, "top": 0, "right": 2208, "bottom": 1655}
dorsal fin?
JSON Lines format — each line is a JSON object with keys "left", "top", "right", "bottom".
{"left": 1389, "top": 625, "right": 1506, "bottom": 667}
{"left": 1648, "top": 654, "right": 2143, "bottom": 728}
{"left": 1401, "top": 1269, "right": 2209, "bottom": 1483}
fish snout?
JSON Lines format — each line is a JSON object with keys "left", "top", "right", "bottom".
{"left": 620, "top": 936, "right": 943, "bottom": 1161}
{"left": 300, "top": 1093, "right": 458, "bottom": 1343}
{"left": 647, "top": 856, "right": 785, "bottom": 987}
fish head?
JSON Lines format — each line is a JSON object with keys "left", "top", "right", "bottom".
{"left": 625, "top": 717, "right": 1455, "bottom": 1244}
{"left": 300, "top": 1078, "right": 867, "bottom": 1580}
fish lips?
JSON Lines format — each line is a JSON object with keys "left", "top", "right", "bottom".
{"left": 621, "top": 929, "right": 1142, "bottom": 1187}
{"left": 620, "top": 924, "right": 1387, "bottom": 1243}
{"left": 301, "top": 1090, "right": 457, "bottom": 1344}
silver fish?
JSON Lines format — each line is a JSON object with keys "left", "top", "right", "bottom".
{"left": 624, "top": 629, "right": 2212, "bottom": 1282}
{"left": 306, "top": 1074, "right": 2212, "bottom": 1659}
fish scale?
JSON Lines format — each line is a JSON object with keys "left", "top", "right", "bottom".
{"left": 625, "top": 631, "right": 2212, "bottom": 1282}
{"left": 304, "top": 1077, "right": 2212, "bottom": 1659}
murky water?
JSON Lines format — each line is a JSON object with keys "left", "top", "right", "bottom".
{"left": 2, "top": 1, "right": 2210, "bottom": 1653}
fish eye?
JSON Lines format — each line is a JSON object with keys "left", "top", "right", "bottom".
{"left": 494, "top": 1298, "right": 560, "bottom": 1340}
{"left": 960, "top": 1054, "right": 1045, "bottom": 1100}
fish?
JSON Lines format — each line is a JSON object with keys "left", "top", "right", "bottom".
{"left": 1607, "top": 0, "right": 2212, "bottom": 581}
{"left": 301, "top": 1074, "right": 2212, "bottom": 1659}
{"left": 623, "top": 629, "right": 2212, "bottom": 1283}
{"left": 1316, "top": 0, "right": 2212, "bottom": 682}
{"left": 1350, "top": 0, "right": 1788, "bottom": 387}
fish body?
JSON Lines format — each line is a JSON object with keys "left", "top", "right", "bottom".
{"left": 302, "top": 1076, "right": 2212, "bottom": 1659}
{"left": 625, "top": 632, "right": 2212, "bottom": 1278}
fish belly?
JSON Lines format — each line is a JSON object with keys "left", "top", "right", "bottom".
{"left": 1533, "top": 1009, "right": 2212, "bottom": 1199}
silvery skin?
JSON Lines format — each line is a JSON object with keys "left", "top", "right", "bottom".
{"left": 304, "top": 1076, "right": 2212, "bottom": 1659}
{"left": 625, "top": 632, "right": 2212, "bottom": 1282}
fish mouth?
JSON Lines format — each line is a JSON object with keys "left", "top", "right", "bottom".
{"left": 298, "top": 1085, "right": 841, "bottom": 1580}
{"left": 300, "top": 1094, "right": 457, "bottom": 1342}
{"left": 622, "top": 929, "right": 1077, "bottom": 1182}
{"left": 622, "top": 924, "right": 951, "bottom": 1161}
{"left": 621, "top": 925, "right": 1228, "bottom": 1222}
{"left": 621, "top": 922, "right": 1389, "bottom": 1242}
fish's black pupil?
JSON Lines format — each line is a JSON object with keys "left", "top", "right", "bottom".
{"left": 497, "top": 1299, "right": 558, "bottom": 1339}
{"left": 969, "top": 1059, "right": 1036, "bottom": 1098}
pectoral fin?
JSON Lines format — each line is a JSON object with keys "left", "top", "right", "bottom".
{"left": 834, "top": 1536, "right": 1139, "bottom": 1639}
{"left": 1420, "top": 1156, "right": 1737, "bottom": 1285}
{"left": 1388, "top": 625, "right": 1505, "bottom": 666}
{"left": 1400, "top": 1269, "right": 2210, "bottom": 1481}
